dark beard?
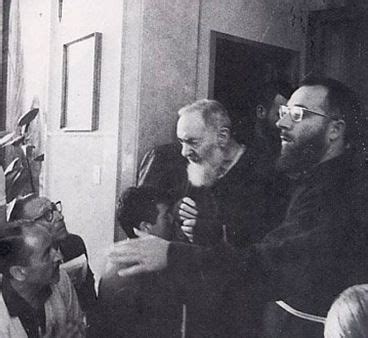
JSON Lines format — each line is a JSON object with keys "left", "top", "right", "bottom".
{"left": 276, "top": 126, "right": 328, "bottom": 176}
{"left": 261, "top": 121, "right": 281, "bottom": 154}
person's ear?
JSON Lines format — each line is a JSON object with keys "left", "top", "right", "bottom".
{"left": 328, "top": 119, "right": 346, "bottom": 142}
{"left": 9, "top": 265, "right": 27, "bottom": 281}
{"left": 217, "top": 127, "right": 231, "bottom": 148}
{"left": 256, "top": 104, "right": 267, "bottom": 120}
{"left": 138, "top": 221, "right": 153, "bottom": 233}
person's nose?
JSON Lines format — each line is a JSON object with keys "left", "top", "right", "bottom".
{"left": 53, "top": 210, "right": 64, "bottom": 222}
{"left": 276, "top": 113, "right": 293, "bottom": 130}
{"left": 53, "top": 247, "right": 64, "bottom": 263}
{"left": 181, "top": 143, "right": 193, "bottom": 158}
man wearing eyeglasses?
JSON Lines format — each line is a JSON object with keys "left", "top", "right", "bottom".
{"left": 107, "top": 76, "right": 368, "bottom": 337}
{"left": 10, "top": 196, "right": 97, "bottom": 331}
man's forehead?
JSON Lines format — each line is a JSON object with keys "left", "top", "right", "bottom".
{"left": 288, "top": 85, "right": 329, "bottom": 111}
{"left": 24, "top": 226, "right": 51, "bottom": 254}
{"left": 177, "top": 112, "right": 207, "bottom": 137}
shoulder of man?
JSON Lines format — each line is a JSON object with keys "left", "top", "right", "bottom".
{"left": 59, "top": 233, "right": 87, "bottom": 260}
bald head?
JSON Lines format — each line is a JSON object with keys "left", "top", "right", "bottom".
{"left": 11, "top": 196, "right": 68, "bottom": 241}
{"left": 23, "top": 197, "right": 51, "bottom": 219}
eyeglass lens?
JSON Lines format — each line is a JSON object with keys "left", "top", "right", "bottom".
{"left": 279, "top": 106, "right": 303, "bottom": 122}
{"left": 42, "top": 201, "right": 62, "bottom": 222}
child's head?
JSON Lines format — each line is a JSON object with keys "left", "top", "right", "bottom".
{"left": 117, "top": 186, "right": 174, "bottom": 240}
{"left": 324, "top": 284, "right": 368, "bottom": 338}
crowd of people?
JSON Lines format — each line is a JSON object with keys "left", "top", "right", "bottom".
{"left": 1, "top": 76, "right": 368, "bottom": 337}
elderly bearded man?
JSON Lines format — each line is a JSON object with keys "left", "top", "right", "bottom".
{"left": 109, "top": 77, "right": 368, "bottom": 337}
{"left": 176, "top": 99, "right": 276, "bottom": 248}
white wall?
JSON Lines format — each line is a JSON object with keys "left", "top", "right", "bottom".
{"left": 117, "top": 0, "right": 200, "bottom": 199}
{"left": 45, "top": 0, "right": 124, "bottom": 274}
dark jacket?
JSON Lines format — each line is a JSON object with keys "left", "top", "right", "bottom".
{"left": 167, "top": 152, "right": 368, "bottom": 337}
{"left": 140, "top": 143, "right": 285, "bottom": 248}
{"left": 187, "top": 145, "right": 283, "bottom": 248}
{"left": 93, "top": 268, "right": 183, "bottom": 338}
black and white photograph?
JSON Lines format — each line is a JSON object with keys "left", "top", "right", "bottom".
{"left": 0, "top": 0, "right": 368, "bottom": 337}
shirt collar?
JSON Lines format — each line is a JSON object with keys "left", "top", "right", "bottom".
{"left": 2, "top": 277, "right": 51, "bottom": 317}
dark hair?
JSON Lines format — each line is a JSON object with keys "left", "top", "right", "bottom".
{"left": 300, "top": 76, "right": 367, "bottom": 152}
{"left": 117, "top": 186, "right": 171, "bottom": 238}
{"left": 324, "top": 284, "right": 368, "bottom": 338}
{"left": 178, "top": 99, "right": 232, "bottom": 132}
{"left": 255, "top": 80, "right": 294, "bottom": 111}
{"left": 0, "top": 220, "right": 38, "bottom": 275}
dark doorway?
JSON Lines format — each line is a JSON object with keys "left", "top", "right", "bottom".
{"left": 306, "top": 5, "right": 368, "bottom": 151}
{"left": 209, "top": 31, "right": 299, "bottom": 145}
{"left": 307, "top": 5, "right": 368, "bottom": 113}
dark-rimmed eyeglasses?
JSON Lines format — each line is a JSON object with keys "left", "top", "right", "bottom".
{"left": 34, "top": 201, "right": 62, "bottom": 222}
{"left": 279, "top": 105, "right": 336, "bottom": 123}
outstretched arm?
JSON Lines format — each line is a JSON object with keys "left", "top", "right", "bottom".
{"left": 109, "top": 229, "right": 170, "bottom": 277}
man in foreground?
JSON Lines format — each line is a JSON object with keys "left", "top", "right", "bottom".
{"left": 92, "top": 186, "right": 183, "bottom": 337}
{"left": 10, "top": 195, "right": 97, "bottom": 327}
{"left": 109, "top": 77, "right": 368, "bottom": 337}
{"left": 0, "top": 220, "right": 84, "bottom": 337}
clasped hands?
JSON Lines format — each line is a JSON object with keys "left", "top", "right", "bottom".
{"left": 178, "top": 197, "right": 198, "bottom": 243}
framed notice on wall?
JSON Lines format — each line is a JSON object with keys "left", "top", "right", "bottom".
{"left": 60, "top": 32, "right": 102, "bottom": 131}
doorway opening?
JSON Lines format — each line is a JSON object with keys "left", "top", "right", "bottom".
{"left": 209, "top": 31, "right": 299, "bottom": 145}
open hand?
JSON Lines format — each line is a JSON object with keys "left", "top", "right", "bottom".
{"left": 108, "top": 229, "right": 170, "bottom": 278}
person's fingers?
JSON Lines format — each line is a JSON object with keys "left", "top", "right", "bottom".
{"left": 179, "top": 202, "right": 198, "bottom": 214}
{"left": 108, "top": 251, "right": 141, "bottom": 263}
{"left": 112, "top": 238, "right": 141, "bottom": 249}
{"left": 179, "top": 209, "right": 197, "bottom": 220}
{"left": 133, "top": 228, "right": 151, "bottom": 237}
{"left": 183, "top": 233, "right": 194, "bottom": 242}
{"left": 182, "top": 219, "right": 196, "bottom": 227}
{"left": 117, "top": 263, "right": 146, "bottom": 277}
{"left": 182, "top": 197, "right": 196, "bottom": 207}
{"left": 181, "top": 225, "right": 194, "bottom": 234}
{"left": 108, "top": 244, "right": 142, "bottom": 258}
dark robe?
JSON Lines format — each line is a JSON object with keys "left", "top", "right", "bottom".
{"left": 93, "top": 268, "right": 183, "bottom": 338}
{"left": 166, "top": 152, "right": 368, "bottom": 337}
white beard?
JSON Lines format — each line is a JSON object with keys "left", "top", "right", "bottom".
{"left": 187, "top": 160, "right": 219, "bottom": 187}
